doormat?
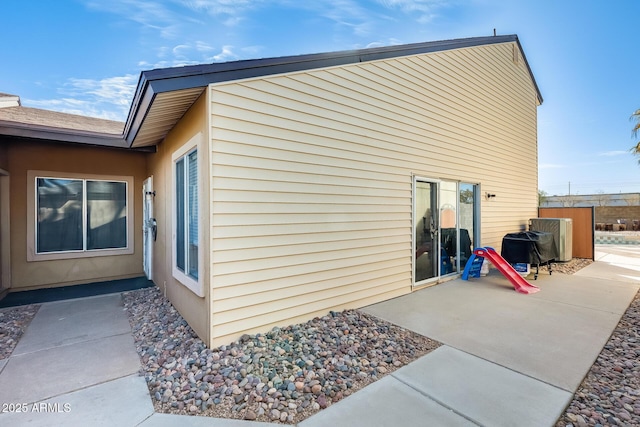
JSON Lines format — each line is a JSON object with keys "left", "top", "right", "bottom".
{"left": 0, "top": 277, "right": 154, "bottom": 308}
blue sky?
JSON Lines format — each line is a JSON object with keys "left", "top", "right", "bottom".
{"left": 2, "top": 0, "right": 639, "bottom": 195}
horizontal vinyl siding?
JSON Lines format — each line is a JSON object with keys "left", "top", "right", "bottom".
{"left": 209, "top": 41, "right": 539, "bottom": 345}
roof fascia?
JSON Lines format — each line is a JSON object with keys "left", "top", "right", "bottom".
{"left": 513, "top": 38, "right": 543, "bottom": 105}
{"left": 123, "top": 72, "right": 156, "bottom": 147}
{"left": 123, "top": 34, "right": 543, "bottom": 146}
{"left": 141, "top": 35, "right": 520, "bottom": 87}
{"left": 0, "top": 120, "right": 154, "bottom": 152}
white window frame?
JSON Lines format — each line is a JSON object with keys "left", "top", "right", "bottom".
{"left": 27, "top": 170, "right": 134, "bottom": 262}
{"left": 172, "top": 133, "right": 204, "bottom": 297}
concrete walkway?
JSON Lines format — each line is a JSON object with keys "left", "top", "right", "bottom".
{"left": 0, "top": 245, "right": 638, "bottom": 426}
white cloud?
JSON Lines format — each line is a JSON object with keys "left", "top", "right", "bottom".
{"left": 375, "top": 0, "right": 445, "bottom": 12}
{"left": 24, "top": 74, "right": 138, "bottom": 122}
{"left": 365, "top": 41, "right": 386, "bottom": 48}
{"left": 84, "top": 0, "right": 189, "bottom": 39}
{"left": 362, "top": 38, "right": 404, "bottom": 49}
{"left": 64, "top": 75, "right": 137, "bottom": 106}
{"left": 223, "top": 16, "right": 244, "bottom": 26}
{"left": 317, "top": 0, "right": 376, "bottom": 36}
{"left": 598, "top": 150, "right": 629, "bottom": 157}
{"left": 240, "top": 45, "right": 264, "bottom": 56}
{"left": 210, "top": 45, "right": 239, "bottom": 62}
{"left": 195, "top": 41, "right": 216, "bottom": 52}
{"left": 180, "top": 0, "right": 257, "bottom": 16}
{"left": 374, "top": 0, "right": 446, "bottom": 24}
{"left": 53, "top": 0, "right": 455, "bottom": 121}
{"left": 25, "top": 98, "right": 125, "bottom": 122}
{"left": 416, "top": 12, "right": 437, "bottom": 24}
{"left": 170, "top": 42, "right": 217, "bottom": 62}
{"left": 172, "top": 44, "right": 191, "bottom": 55}
{"left": 83, "top": 0, "right": 445, "bottom": 70}
{"left": 82, "top": 0, "right": 260, "bottom": 69}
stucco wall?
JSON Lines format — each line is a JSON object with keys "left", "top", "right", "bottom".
{"left": 0, "top": 145, "right": 8, "bottom": 291}
{"left": 7, "top": 141, "right": 146, "bottom": 290}
{"left": 0, "top": 144, "right": 8, "bottom": 171}
{"left": 146, "top": 92, "right": 211, "bottom": 343}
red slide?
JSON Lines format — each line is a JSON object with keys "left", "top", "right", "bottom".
{"left": 473, "top": 247, "right": 540, "bottom": 294}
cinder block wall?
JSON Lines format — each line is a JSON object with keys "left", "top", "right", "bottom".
{"left": 595, "top": 206, "right": 640, "bottom": 225}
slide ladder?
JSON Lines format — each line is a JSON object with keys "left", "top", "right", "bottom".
{"left": 462, "top": 247, "right": 540, "bottom": 294}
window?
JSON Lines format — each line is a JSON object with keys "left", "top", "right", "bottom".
{"left": 172, "top": 135, "right": 202, "bottom": 296}
{"left": 175, "top": 150, "right": 198, "bottom": 280}
{"left": 27, "top": 171, "right": 134, "bottom": 261}
{"left": 37, "top": 178, "right": 83, "bottom": 253}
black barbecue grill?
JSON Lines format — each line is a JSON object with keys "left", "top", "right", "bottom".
{"left": 501, "top": 231, "right": 558, "bottom": 279}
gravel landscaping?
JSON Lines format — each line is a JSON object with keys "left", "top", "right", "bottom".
{"left": 540, "top": 257, "right": 594, "bottom": 276}
{"left": 0, "top": 304, "right": 40, "bottom": 360}
{"left": 5, "top": 255, "right": 636, "bottom": 426}
{"left": 554, "top": 288, "right": 640, "bottom": 427}
{"left": 122, "top": 287, "right": 440, "bottom": 423}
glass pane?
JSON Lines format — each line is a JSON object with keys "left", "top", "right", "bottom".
{"left": 415, "top": 181, "right": 438, "bottom": 282}
{"left": 440, "top": 182, "right": 458, "bottom": 274}
{"left": 86, "top": 181, "right": 127, "bottom": 250}
{"left": 176, "top": 158, "right": 186, "bottom": 272}
{"left": 37, "top": 178, "right": 83, "bottom": 253}
{"left": 187, "top": 151, "right": 198, "bottom": 280}
{"left": 459, "top": 183, "right": 476, "bottom": 265}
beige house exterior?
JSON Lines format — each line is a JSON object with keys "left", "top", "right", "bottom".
{"left": 0, "top": 97, "right": 148, "bottom": 296}
{"left": 0, "top": 35, "right": 542, "bottom": 347}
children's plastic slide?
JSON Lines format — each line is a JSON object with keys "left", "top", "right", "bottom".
{"left": 462, "top": 247, "right": 540, "bottom": 294}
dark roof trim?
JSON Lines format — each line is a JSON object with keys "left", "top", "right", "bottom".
{"left": 123, "top": 77, "right": 157, "bottom": 148}
{"left": 0, "top": 120, "right": 155, "bottom": 152}
{"left": 124, "top": 34, "right": 543, "bottom": 146}
{"left": 513, "top": 37, "right": 543, "bottom": 105}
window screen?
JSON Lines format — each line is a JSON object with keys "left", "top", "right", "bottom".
{"left": 37, "top": 178, "right": 83, "bottom": 253}
{"left": 175, "top": 149, "right": 198, "bottom": 280}
{"left": 86, "top": 181, "right": 127, "bottom": 250}
{"left": 36, "top": 177, "right": 128, "bottom": 254}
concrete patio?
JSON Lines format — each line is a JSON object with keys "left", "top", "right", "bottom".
{"left": 0, "top": 244, "right": 638, "bottom": 426}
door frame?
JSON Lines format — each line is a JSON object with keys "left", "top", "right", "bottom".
{"left": 143, "top": 176, "right": 154, "bottom": 280}
{"left": 412, "top": 176, "right": 481, "bottom": 288}
{"left": 413, "top": 176, "right": 441, "bottom": 287}
{"left": 0, "top": 169, "right": 10, "bottom": 292}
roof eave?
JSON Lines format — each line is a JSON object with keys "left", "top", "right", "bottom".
{"left": 123, "top": 71, "right": 155, "bottom": 147}
{"left": 0, "top": 120, "right": 155, "bottom": 151}
{"left": 123, "top": 34, "right": 543, "bottom": 147}
{"left": 513, "top": 37, "right": 543, "bottom": 105}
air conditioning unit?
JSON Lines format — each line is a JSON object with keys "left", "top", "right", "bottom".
{"left": 530, "top": 218, "right": 573, "bottom": 262}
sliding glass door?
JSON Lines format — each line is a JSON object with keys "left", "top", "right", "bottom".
{"left": 459, "top": 183, "right": 477, "bottom": 267}
{"left": 439, "top": 181, "right": 458, "bottom": 276}
{"left": 414, "top": 178, "right": 479, "bottom": 286}
{"left": 414, "top": 180, "right": 439, "bottom": 282}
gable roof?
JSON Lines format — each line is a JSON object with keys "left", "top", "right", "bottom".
{"left": 1, "top": 35, "right": 541, "bottom": 150}
{"left": 0, "top": 92, "right": 128, "bottom": 148}
{"left": 124, "top": 34, "right": 542, "bottom": 148}
{"left": 0, "top": 102, "right": 128, "bottom": 148}
{"left": 0, "top": 105, "right": 122, "bottom": 134}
